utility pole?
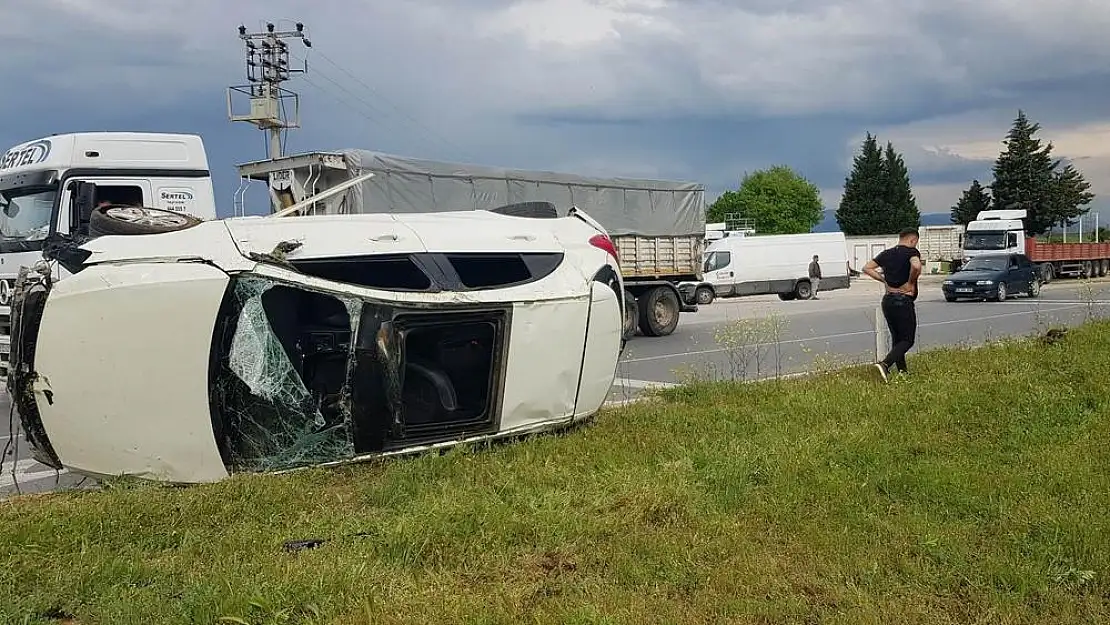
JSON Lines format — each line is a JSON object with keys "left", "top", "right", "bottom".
{"left": 227, "top": 22, "right": 311, "bottom": 160}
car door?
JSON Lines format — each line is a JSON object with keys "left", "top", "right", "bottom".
{"left": 1019, "top": 254, "right": 1037, "bottom": 287}
{"left": 1007, "top": 255, "right": 1022, "bottom": 290}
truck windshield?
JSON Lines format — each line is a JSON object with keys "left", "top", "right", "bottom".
{"left": 964, "top": 231, "right": 1007, "bottom": 250}
{"left": 0, "top": 185, "right": 56, "bottom": 249}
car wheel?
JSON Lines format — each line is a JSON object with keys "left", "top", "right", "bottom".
{"left": 622, "top": 288, "right": 638, "bottom": 341}
{"left": 1028, "top": 279, "right": 1040, "bottom": 298}
{"left": 637, "top": 286, "right": 680, "bottom": 337}
{"left": 995, "top": 282, "right": 1007, "bottom": 302}
{"left": 794, "top": 280, "right": 812, "bottom": 300}
{"left": 487, "top": 201, "right": 558, "bottom": 219}
{"left": 89, "top": 205, "right": 202, "bottom": 237}
{"left": 695, "top": 286, "right": 714, "bottom": 305}
{"left": 945, "top": 295, "right": 956, "bottom": 302}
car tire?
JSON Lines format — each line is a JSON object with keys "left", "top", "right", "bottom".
{"left": 89, "top": 205, "right": 202, "bottom": 237}
{"left": 944, "top": 295, "right": 956, "bottom": 302}
{"left": 637, "top": 286, "right": 680, "bottom": 337}
{"left": 695, "top": 285, "right": 714, "bottom": 305}
{"left": 488, "top": 201, "right": 558, "bottom": 219}
{"left": 794, "top": 280, "right": 812, "bottom": 300}
{"left": 1028, "top": 279, "right": 1040, "bottom": 298}
{"left": 622, "top": 288, "right": 638, "bottom": 341}
{"left": 995, "top": 282, "right": 1007, "bottom": 302}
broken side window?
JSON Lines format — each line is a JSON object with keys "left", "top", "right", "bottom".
{"left": 211, "top": 276, "right": 356, "bottom": 472}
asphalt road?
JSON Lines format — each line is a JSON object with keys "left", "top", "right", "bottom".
{"left": 4, "top": 275, "right": 1108, "bottom": 498}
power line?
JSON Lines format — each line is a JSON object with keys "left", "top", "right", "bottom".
{"left": 311, "top": 49, "right": 474, "bottom": 158}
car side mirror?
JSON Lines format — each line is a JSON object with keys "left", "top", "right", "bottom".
{"left": 71, "top": 181, "right": 97, "bottom": 235}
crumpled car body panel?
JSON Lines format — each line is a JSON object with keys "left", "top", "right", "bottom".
{"left": 10, "top": 209, "right": 624, "bottom": 484}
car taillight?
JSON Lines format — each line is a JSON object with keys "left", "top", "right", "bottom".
{"left": 589, "top": 234, "right": 619, "bottom": 261}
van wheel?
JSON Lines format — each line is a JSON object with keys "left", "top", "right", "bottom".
{"left": 622, "top": 289, "right": 638, "bottom": 341}
{"left": 89, "top": 205, "right": 202, "bottom": 236}
{"left": 637, "top": 286, "right": 680, "bottom": 337}
{"left": 488, "top": 201, "right": 558, "bottom": 219}
{"left": 794, "top": 280, "right": 813, "bottom": 300}
{"left": 695, "top": 286, "right": 714, "bottom": 305}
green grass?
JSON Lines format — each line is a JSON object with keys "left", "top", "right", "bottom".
{"left": 4, "top": 323, "right": 1110, "bottom": 624}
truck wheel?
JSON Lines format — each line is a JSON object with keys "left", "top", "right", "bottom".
{"left": 488, "top": 201, "right": 558, "bottom": 219}
{"left": 1101, "top": 260, "right": 1108, "bottom": 277}
{"left": 778, "top": 292, "right": 797, "bottom": 301}
{"left": 89, "top": 205, "right": 202, "bottom": 237}
{"left": 794, "top": 280, "right": 813, "bottom": 300}
{"left": 637, "top": 286, "right": 680, "bottom": 337}
{"left": 1041, "top": 264, "right": 1054, "bottom": 283}
{"left": 995, "top": 282, "right": 1007, "bottom": 302}
{"left": 695, "top": 285, "right": 714, "bottom": 305}
{"left": 622, "top": 288, "right": 638, "bottom": 341}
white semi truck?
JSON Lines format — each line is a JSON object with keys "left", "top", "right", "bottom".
{"left": 0, "top": 133, "right": 218, "bottom": 375}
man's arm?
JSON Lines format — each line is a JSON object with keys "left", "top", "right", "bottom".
{"left": 901, "top": 255, "right": 924, "bottom": 294}
{"left": 862, "top": 259, "right": 884, "bottom": 283}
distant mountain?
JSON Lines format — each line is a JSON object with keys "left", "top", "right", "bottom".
{"left": 812, "top": 211, "right": 951, "bottom": 233}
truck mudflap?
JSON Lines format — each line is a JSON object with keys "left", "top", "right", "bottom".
{"left": 6, "top": 264, "right": 63, "bottom": 469}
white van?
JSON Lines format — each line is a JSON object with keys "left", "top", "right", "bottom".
{"left": 702, "top": 232, "right": 850, "bottom": 300}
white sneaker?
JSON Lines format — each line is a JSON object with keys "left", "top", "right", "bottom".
{"left": 873, "top": 362, "right": 889, "bottom": 383}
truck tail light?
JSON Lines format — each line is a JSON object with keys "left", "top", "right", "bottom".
{"left": 589, "top": 234, "right": 619, "bottom": 262}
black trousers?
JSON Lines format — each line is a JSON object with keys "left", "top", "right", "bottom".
{"left": 880, "top": 293, "right": 917, "bottom": 372}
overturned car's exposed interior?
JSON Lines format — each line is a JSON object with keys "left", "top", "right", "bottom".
{"left": 209, "top": 275, "right": 511, "bottom": 472}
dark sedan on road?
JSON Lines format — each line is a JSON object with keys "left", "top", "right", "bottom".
{"left": 942, "top": 253, "right": 1041, "bottom": 302}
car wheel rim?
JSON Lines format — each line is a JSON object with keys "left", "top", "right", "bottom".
{"left": 1032, "top": 281, "right": 1040, "bottom": 296}
{"left": 998, "top": 284, "right": 1006, "bottom": 300}
{"left": 697, "top": 290, "right": 711, "bottom": 304}
{"left": 106, "top": 206, "right": 188, "bottom": 227}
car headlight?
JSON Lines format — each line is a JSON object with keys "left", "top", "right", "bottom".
{"left": 976, "top": 280, "right": 993, "bottom": 285}
{"left": 943, "top": 280, "right": 953, "bottom": 285}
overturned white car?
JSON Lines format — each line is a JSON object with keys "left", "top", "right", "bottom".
{"left": 8, "top": 204, "right": 624, "bottom": 483}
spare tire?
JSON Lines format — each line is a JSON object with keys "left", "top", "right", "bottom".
{"left": 89, "top": 205, "right": 203, "bottom": 237}
{"left": 488, "top": 201, "right": 558, "bottom": 219}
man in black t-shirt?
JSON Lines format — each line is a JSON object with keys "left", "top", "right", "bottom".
{"left": 862, "top": 228, "right": 923, "bottom": 381}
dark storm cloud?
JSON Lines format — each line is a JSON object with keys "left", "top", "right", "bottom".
{"left": 3, "top": 0, "right": 1110, "bottom": 216}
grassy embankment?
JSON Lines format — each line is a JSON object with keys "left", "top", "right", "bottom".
{"left": 2, "top": 321, "right": 1110, "bottom": 624}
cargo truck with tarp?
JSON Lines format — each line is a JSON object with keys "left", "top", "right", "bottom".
{"left": 236, "top": 149, "right": 707, "bottom": 339}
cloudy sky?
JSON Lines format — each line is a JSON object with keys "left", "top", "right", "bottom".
{"left": 5, "top": 0, "right": 1110, "bottom": 227}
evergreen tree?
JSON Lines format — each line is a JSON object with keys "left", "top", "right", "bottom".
{"left": 950, "top": 179, "right": 991, "bottom": 225}
{"left": 1049, "top": 162, "right": 1095, "bottom": 229}
{"left": 882, "top": 141, "right": 920, "bottom": 231}
{"left": 990, "top": 110, "right": 1059, "bottom": 235}
{"left": 836, "top": 133, "right": 886, "bottom": 235}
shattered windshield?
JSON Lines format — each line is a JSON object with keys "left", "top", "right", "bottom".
{"left": 0, "top": 186, "right": 56, "bottom": 248}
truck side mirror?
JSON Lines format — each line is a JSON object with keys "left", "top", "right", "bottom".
{"left": 71, "top": 181, "right": 97, "bottom": 235}
{"left": 1007, "top": 232, "right": 1018, "bottom": 248}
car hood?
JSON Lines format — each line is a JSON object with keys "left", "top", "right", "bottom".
{"left": 950, "top": 270, "right": 1002, "bottom": 281}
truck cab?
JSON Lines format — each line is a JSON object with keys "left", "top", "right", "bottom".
{"left": 963, "top": 209, "right": 1027, "bottom": 261}
{"left": 0, "top": 132, "right": 217, "bottom": 375}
